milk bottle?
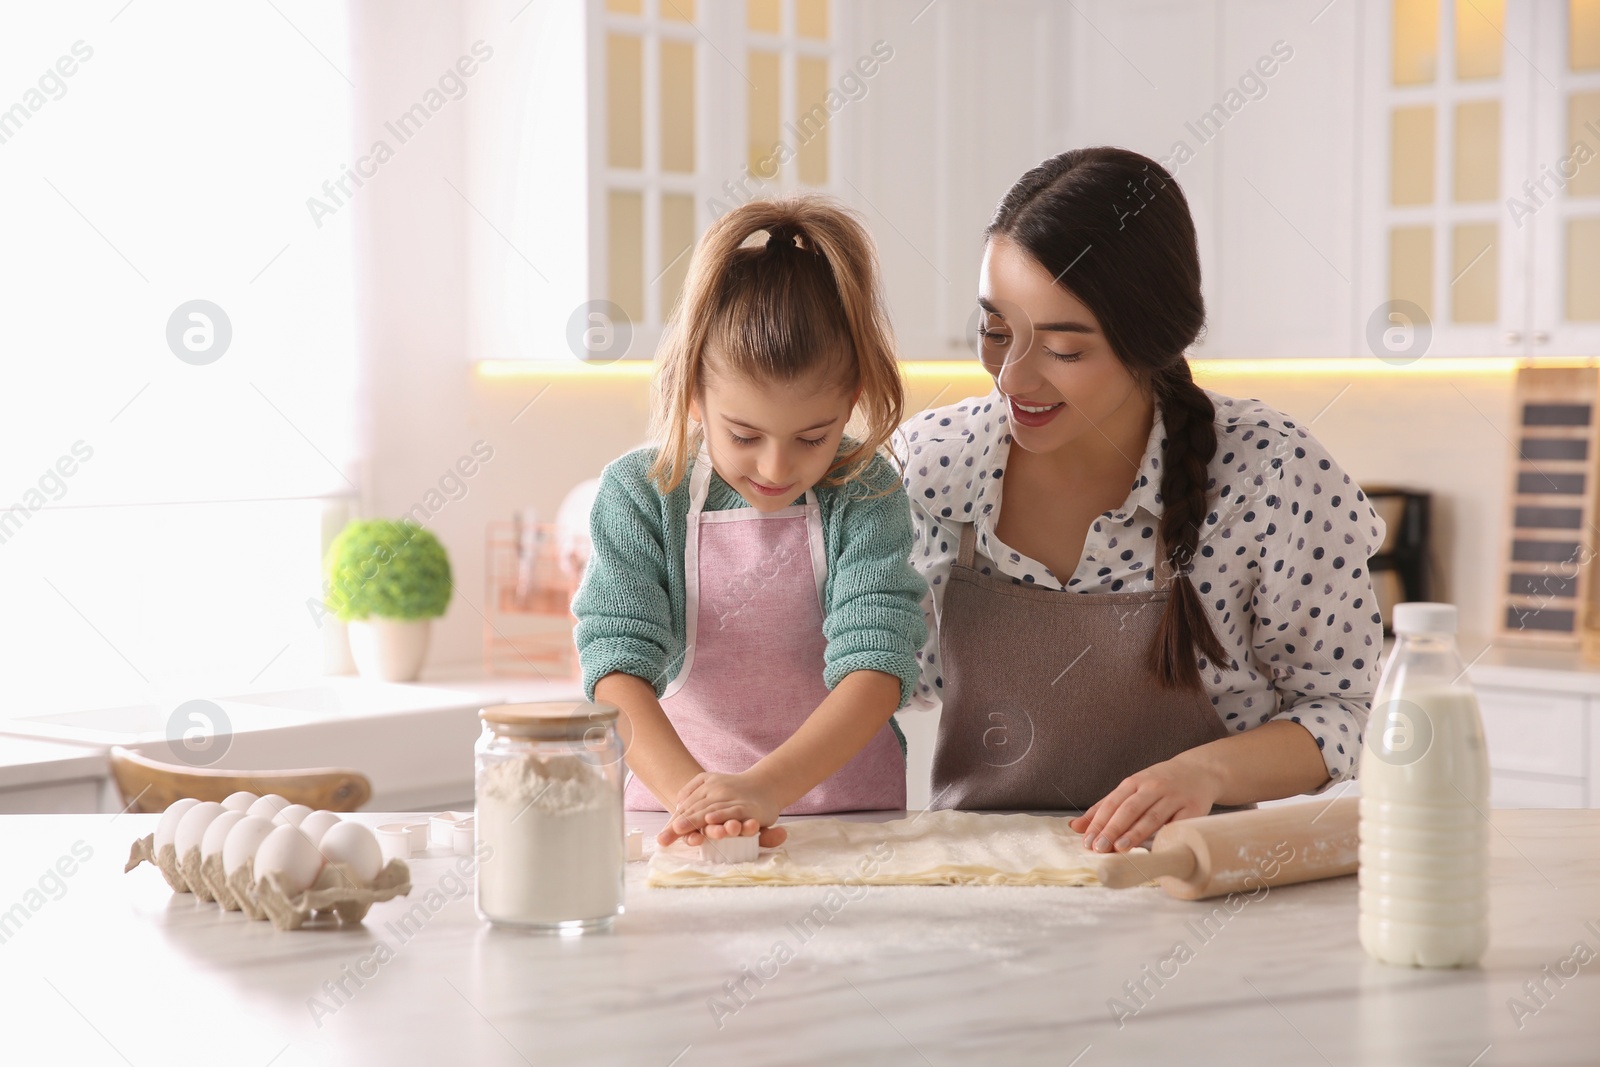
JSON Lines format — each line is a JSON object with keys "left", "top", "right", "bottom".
{"left": 1358, "top": 602, "right": 1490, "bottom": 967}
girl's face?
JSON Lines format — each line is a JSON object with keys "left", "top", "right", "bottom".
{"left": 690, "top": 365, "right": 858, "bottom": 512}
{"left": 976, "top": 235, "right": 1144, "bottom": 456}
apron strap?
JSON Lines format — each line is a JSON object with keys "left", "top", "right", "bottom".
{"left": 688, "top": 442, "right": 714, "bottom": 514}
{"left": 957, "top": 521, "right": 978, "bottom": 568}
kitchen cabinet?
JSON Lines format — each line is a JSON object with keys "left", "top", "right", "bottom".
{"left": 1474, "top": 681, "right": 1600, "bottom": 807}
{"left": 469, "top": 0, "right": 1066, "bottom": 363}
{"left": 847, "top": 0, "right": 1064, "bottom": 360}
{"left": 1359, "top": 0, "right": 1600, "bottom": 360}
{"left": 1469, "top": 640, "right": 1600, "bottom": 807}
{"left": 1065, "top": 0, "right": 1363, "bottom": 360}
{"left": 1062, "top": 0, "right": 1599, "bottom": 359}
{"left": 0, "top": 737, "right": 110, "bottom": 815}
{"left": 469, "top": 0, "right": 867, "bottom": 363}
{"left": 471, "top": 0, "right": 1596, "bottom": 363}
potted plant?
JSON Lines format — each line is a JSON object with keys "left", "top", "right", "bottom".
{"left": 323, "top": 519, "right": 453, "bottom": 682}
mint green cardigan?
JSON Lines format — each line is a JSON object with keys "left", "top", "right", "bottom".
{"left": 571, "top": 446, "right": 928, "bottom": 751}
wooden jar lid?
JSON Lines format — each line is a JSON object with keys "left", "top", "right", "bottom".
{"left": 479, "top": 701, "right": 619, "bottom": 738}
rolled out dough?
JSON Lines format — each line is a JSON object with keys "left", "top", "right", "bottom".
{"left": 646, "top": 809, "right": 1155, "bottom": 888}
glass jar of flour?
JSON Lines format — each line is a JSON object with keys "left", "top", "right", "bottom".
{"left": 474, "top": 701, "right": 625, "bottom": 933}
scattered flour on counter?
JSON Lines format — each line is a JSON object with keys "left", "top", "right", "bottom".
{"left": 477, "top": 754, "right": 623, "bottom": 925}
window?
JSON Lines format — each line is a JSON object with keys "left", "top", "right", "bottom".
{"left": 0, "top": 2, "right": 360, "bottom": 712}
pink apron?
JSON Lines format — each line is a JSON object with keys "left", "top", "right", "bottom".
{"left": 623, "top": 449, "right": 906, "bottom": 813}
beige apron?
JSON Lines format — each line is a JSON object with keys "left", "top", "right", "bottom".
{"left": 931, "top": 521, "right": 1253, "bottom": 813}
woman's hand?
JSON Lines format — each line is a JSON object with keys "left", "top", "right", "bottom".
{"left": 1068, "top": 755, "right": 1223, "bottom": 852}
{"left": 657, "top": 770, "right": 789, "bottom": 848}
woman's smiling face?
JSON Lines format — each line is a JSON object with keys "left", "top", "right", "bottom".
{"left": 976, "top": 235, "right": 1143, "bottom": 455}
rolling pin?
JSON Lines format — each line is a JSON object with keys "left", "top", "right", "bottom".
{"left": 1095, "top": 796, "right": 1359, "bottom": 900}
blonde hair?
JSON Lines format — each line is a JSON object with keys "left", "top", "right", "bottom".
{"left": 647, "top": 194, "right": 905, "bottom": 494}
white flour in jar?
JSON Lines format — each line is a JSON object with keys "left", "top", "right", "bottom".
{"left": 476, "top": 753, "right": 623, "bottom": 925}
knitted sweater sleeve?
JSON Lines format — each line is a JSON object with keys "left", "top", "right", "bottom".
{"left": 571, "top": 451, "right": 679, "bottom": 701}
{"left": 820, "top": 454, "right": 930, "bottom": 709}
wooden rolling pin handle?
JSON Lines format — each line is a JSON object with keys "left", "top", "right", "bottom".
{"left": 1096, "top": 845, "right": 1197, "bottom": 889}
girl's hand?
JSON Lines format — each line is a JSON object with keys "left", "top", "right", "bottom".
{"left": 1067, "top": 756, "right": 1222, "bottom": 853}
{"left": 657, "top": 770, "right": 788, "bottom": 848}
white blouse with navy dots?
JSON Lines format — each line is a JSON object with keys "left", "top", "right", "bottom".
{"left": 891, "top": 386, "right": 1390, "bottom": 795}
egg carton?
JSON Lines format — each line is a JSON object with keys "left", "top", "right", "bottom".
{"left": 232, "top": 857, "right": 413, "bottom": 931}
{"left": 201, "top": 852, "right": 243, "bottom": 911}
{"left": 124, "top": 836, "right": 232, "bottom": 905}
{"left": 128, "top": 831, "right": 412, "bottom": 931}
{"left": 178, "top": 846, "right": 219, "bottom": 903}
{"left": 125, "top": 834, "right": 187, "bottom": 893}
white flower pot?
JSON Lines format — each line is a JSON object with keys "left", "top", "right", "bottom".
{"left": 347, "top": 617, "right": 432, "bottom": 682}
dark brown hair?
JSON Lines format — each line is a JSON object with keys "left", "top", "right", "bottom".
{"left": 986, "top": 146, "right": 1231, "bottom": 689}
{"left": 649, "top": 195, "right": 904, "bottom": 494}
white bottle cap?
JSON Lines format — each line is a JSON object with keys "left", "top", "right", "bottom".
{"left": 1392, "top": 602, "right": 1457, "bottom": 634}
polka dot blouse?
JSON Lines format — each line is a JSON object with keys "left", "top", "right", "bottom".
{"left": 890, "top": 385, "right": 1390, "bottom": 795}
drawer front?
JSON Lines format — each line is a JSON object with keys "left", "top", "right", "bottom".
{"left": 1490, "top": 772, "right": 1588, "bottom": 809}
{"left": 0, "top": 777, "right": 103, "bottom": 814}
{"left": 1473, "top": 686, "right": 1589, "bottom": 778}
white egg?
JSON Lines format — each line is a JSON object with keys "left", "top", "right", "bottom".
{"left": 253, "top": 824, "right": 325, "bottom": 896}
{"left": 247, "top": 794, "right": 291, "bottom": 820}
{"left": 274, "top": 803, "right": 313, "bottom": 828}
{"left": 201, "top": 810, "right": 247, "bottom": 860}
{"left": 154, "top": 798, "right": 200, "bottom": 851}
{"left": 297, "top": 809, "right": 342, "bottom": 846}
{"left": 220, "top": 791, "right": 258, "bottom": 812}
{"left": 173, "top": 802, "right": 225, "bottom": 856}
{"left": 316, "top": 821, "right": 384, "bottom": 884}
{"left": 222, "top": 816, "right": 278, "bottom": 875}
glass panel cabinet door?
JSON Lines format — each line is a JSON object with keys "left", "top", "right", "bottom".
{"left": 1529, "top": 0, "right": 1600, "bottom": 355}
{"left": 1365, "top": 0, "right": 1533, "bottom": 357}
{"left": 588, "top": 0, "right": 841, "bottom": 358}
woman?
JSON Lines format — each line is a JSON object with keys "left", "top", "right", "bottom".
{"left": 895, "top": 147, "right": 1387, "bottom": 856}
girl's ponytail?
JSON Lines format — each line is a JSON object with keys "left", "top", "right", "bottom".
{"left": 649, "top": 195, "right": 904, "bottom": 493}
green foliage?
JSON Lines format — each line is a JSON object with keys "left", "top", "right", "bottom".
{"left": 322, "top": 519, "right": 452, "bottom": 622}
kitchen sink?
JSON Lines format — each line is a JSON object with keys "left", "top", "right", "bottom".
{"left": 214, "top": 680, "right": 487, "bottom": 716}
{"left": 1, "top": 674, "right": 583, "bottom": 810}
{"left": 2, "top": 679, "right": 491, "bottom": 746}
{"left": 18, "top": 703, "right": 171, "bottom": 735}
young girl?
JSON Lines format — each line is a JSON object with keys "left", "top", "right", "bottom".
{"left": 571, "top": 195, "right": 927, "bottom": 848}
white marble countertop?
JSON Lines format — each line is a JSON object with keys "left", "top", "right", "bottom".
{"left": 0, "top": 736, "right": 106, "bottom": 789}
{"left": 2, "top": 808, "right": 1597, "bottom": 1066}
{"left": 1460, "top": 633, "right": 1600, "bottom": 695}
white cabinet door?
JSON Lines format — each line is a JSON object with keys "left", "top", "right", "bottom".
{"left": 1526, "top": 0, "right": 1600, "bottom": 358}
{"left": 0, "top": 778, "right": 104, "bottom": 815}
{"left": 1060, "top": 0, "right": 1363, "bottom": 360}
{"left": 1490, "top": 772, "right": 1588, "bottom": 807}
{"left": 1357, "top": 0, "right": 1536, "bottom": 359}
{"left": 1475, "top": 684, "right": 1589, "bottom": 778}
{"left": 1474, "top": 682, "right": 1591, "bottom": 807}
{"left": 1356, "top": 0, "right": 1599, "bottom": 362}
{"left": 1066, "top": 0, "right": 1222, "bottom": 351}
{"left": 1212, "top": 0, "right": 1361, "bottom": 359}
{"left": 847, "top": 0, "right": 1061, "bottom": 361}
